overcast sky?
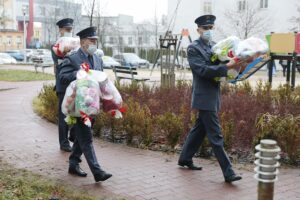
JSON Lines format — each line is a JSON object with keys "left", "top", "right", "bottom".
{"left": 89, "top": 0, "right": 168, "bottom": 23}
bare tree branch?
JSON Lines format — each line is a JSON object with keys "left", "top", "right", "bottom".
{"left": 222, "top": 2, "right": 270, "bottom": 39}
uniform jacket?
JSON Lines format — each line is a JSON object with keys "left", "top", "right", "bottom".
{"left": 58, "top": 48, "right": 103, "bottom": 92}
{"left": 188, "top": 38, "right": 228, "bottom": 112}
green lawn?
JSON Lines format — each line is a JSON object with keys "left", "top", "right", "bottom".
{"left": 0, "top": 69, "right": 54, "bottom": 81}
{"left": 0, "top": 162, "right": 98, "bottom": 200}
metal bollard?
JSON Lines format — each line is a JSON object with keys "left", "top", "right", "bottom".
{"left": 254, "top": 139, "right": 281, "bottom": 200}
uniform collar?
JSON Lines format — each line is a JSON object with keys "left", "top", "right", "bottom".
{"left": 198, "top": 37, "right": 212, "bottom": 47}
{"left": 80, "top": 47, "right": 89, "bottom": 58}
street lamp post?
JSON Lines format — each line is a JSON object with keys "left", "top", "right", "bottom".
{"left": 22, "top": 5, "right": 27, "bottom": 63}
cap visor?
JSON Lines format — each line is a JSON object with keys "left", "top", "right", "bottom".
{"left": 87, "top": 36, "right": 99, "bottom": 39}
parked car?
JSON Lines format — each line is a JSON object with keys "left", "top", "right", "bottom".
{"left": 31, "top": 49, "right": 54, "bottom": 65}
{"left": 113, "top": 53, "right": 150, "bottom": 68}
{"left": 157, "top": 55, "right": 190, "bottom": 69}
{"left": 0, "top": 53, "right": 17, "bottom": 64}
{"left": 102, "top": 56, "right": 121, "bottom": 69}
{"left": 5, "top": 50, "right": 24, "bottom": 61}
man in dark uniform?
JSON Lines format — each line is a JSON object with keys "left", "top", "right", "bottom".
{"left": 178, "top": 15, "right": 244, "bottom": 183}
{"left": 59, "top": 27, "right": 112, "bottom": 182}
{"left": 52, "top": 18, "right": 75, "bottom": 152}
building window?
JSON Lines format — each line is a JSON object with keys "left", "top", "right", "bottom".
{"left": 260, "top": 0, "right": 268, "bottom": 8}
{"left": 118, "top": 36, "right": 123, "bottom": 44}
{"left": 40, "top": 7, "right": 45, "bottom": 15}
{"left": 6, "top": 36, "right": 12, "bottom": 46}
{"left": 109, "top": 37, "right": 114, "bottom": 44}
{"left": 138, "top": 37, "right": 142, "bottom": 45}
{"left": 238, "top": 0, "right": 246, "bottom": 11}
{"left": 55, "top": 8, "right": 60, "bottom": 16}
{"left": 128, "top": 37, "right": 133, "bottom": 45}
{"left": 203, "top": 2, "right": 212, "bottom": 14}
{"left": 16, "top": 36, "right": 22, "bottom": 44}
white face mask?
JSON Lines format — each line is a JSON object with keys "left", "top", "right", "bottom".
{"left": 87, "top": 44, "right": 97, "bottom": 55}
{"left": 201, "top": 30, "right": 213, "bottom": 42}
{"left": 63, "top": 32, "right": 72, "bottom": 37}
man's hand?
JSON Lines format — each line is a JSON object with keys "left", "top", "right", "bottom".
{"left": 226, "top": 59, "right": 248, "bottom": 72}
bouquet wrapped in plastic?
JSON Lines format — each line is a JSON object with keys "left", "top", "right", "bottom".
{"left": 211, "top": 36, "right": 240, "bottom": 62}
{"left": 100, "top": 79, "right": 125, "bottom": 118}
{"left": 52, "top": 37, "right": 80, "bottom": 57}
{"left": 212, "top": 36, "right": 268, "bottom": 82}
{"left": 62, "top": 77, "right": 100, "bottom": 127}
{"left": 234, "top": 37, "right": 269, "bottom": 60}
{"left": 62, "top": 63, "right": 125, "bottom": 127}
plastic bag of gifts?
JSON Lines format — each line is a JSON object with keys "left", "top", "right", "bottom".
{"left": 62, "top": 63, "right": 125, "bottom": 127}
{"left": 62, "top": 74, "right": 100, "bottom": 127}
{"left": 211, "top": 36, "right": 240, "bottom": 62}
{"left": 234, "top": 37, "right": 268, "bottom": 60}
{"left": 212, "top": 36, "right": 268, "bottom": 82}
{"left": 52, "top": 37, "right": 80, "bottom": 58}
{"left": 78, "top": 64, "right": 125, "bottom": 118}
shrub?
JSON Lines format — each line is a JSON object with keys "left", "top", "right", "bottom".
{"left": 122, "top": 98, "right": 153, "bottom": 146}
{"left": 33, "top": 84, "right": 58, "bottom": 123}
{"left": 155, "top": 112, "right": 184, "bottom": 148}
{"left": 255, "top": 113, "right": 300, "bottom": 163}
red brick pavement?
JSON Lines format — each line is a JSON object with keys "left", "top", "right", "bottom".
{"left": 0, "top": 81, "right": 299, "bottom": 200}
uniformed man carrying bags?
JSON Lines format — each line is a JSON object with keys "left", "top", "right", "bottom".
{"left": 52, "top": 18, "right": 75, "bottom": 152}
{"left": 59, "top": 27, "right": 112, "bottom": 182}
{"left": 178, "top": 15, "right": 245, "bottom": 183}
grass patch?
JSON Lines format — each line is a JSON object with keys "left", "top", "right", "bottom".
{"left": 0, "top": 162, "right": 100, "bottom": 200}
{"left": 0, "top": 69, "right": 54, "bottom": 81}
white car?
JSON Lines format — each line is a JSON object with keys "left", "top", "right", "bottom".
{"left": 0, "top": 53, "right": 17, "bottom": 64}
{"left": 102, "top": 56, "right": 121, "bottom": 69}
{"left": 113, "top": 53, "right": 150, "bottom": 68}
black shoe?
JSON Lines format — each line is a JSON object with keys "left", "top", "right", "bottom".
{"left": 68, "top": 166, "right": 87, "bottom": 177}
{"left": 60, "top": 146, "right": 72, "bottom": 152}
{"left": 68, "top": 136, "right": 75, "bottom": 143}
{"left": 225, "top": 174, "right": 242, "bottom": 183}
{"left": 178, "top": 161, "right": 202, "bottom": 170}
{"left": 94, "top": 171, "right": 112, "bottom": 182}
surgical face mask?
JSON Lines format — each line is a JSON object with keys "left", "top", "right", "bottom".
{"left": 87, "top": 44, "right": 97, "bottom": 55}
{"left": 201, "top": 30, "right": 213, "bottom": 42}
{"left": 63, "top": 32, "right": 72, "bottom": 37}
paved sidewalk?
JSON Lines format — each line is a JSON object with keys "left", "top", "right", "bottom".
{"left": 0, "top": 80, "right": 299, "bottom": 200}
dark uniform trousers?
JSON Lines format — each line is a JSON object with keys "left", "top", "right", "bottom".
{"left": 51, "top": 44, "right": 75, "bottom": 149}
{"left": 57, "top": 92, "right": 74, "bottom": 148}
{"left": 179, "top": 110, "right": 235, "bottom": 178}
{"left": 69, "top": 118, "right": 102, "bottom": 175}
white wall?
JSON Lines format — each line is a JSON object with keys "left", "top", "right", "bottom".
{"left": 168, "top": 0, "right": 300, "bottom": 44}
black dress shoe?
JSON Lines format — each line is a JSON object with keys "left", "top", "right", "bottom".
{"left": 94, "top": 171, "right": 112, "bottom": 182}
{"left": 225, "top": 174, "right": 242, "bottom": 183}
{"left": 68, "top": 166, "right": 87, "bottom": 177}
{"left": 178, "top": 161, "right": 202, "bottom": 170}
{"left": 60, "top": 146, "right": 72, "bottom": 152}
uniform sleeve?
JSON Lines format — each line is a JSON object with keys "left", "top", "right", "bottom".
{"left": 187, "top": 46, "right": 228, "bottom": 79}
{"left": 58, "top": 57, "right": 78, "bottom": 86}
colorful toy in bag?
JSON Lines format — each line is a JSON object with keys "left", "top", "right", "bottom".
{"left": 78, "top": 66, "right": 125, "bottom": 118}
{"left": 234, "top": 37, "right": 269, "bottom": 60}
{"left": 62, "top": 63, "right": 101, "bottom": 127}
{"left": 62, "top": 78, "right": 100, "bottom": 127}
{"left": 52, "top": 37, "right": 80, "bottom": 57}
{"left": 75, "top": 78, "right": 100, "bottom": 127}
{"left": 211, "top": 36, "right": 240, "bottom": 62}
